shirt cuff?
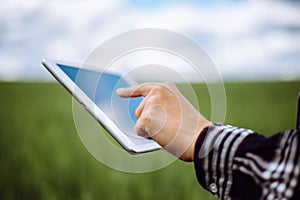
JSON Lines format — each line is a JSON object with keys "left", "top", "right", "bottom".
{"left": 194, "top": 123, "right": 254, "bottom": 199}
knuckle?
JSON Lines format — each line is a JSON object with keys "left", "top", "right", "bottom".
{"left": 151, "top": 85, "right": 163, "bottom": 93}
{"left": 136, "top": 114, "right": 151, "bottom": 127}
{"left": 164, "top": 82, "right": 176, "bottom": 88}
{"left": 147, "top": 96, "right": 160, "bottom": 105}
{"left": 151, "top": 83, "right": 177, "bottom": 96}
{"left": 141, "top": 115, "right": 151, "bottom": 125}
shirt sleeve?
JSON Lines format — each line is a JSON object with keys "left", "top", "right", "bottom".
{"left": 194, "top": 123, "right": 300, "bottom": 200}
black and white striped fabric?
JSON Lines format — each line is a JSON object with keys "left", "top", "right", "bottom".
{"left": 194, "top": 123, "right": 300, "bottom": 200}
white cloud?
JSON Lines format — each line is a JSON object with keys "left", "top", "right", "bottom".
{"left": 0, "top": 54, "right": 24, "bottom": 80}
{"left": 0, "top": 0, "right": 300, "bottom": 81}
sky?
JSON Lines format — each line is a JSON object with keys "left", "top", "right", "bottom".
{"left": 0, "top": 0, "right": 300, "bottom": 82}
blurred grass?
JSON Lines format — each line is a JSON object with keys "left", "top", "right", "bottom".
{"left": 0, "top": 81, "right": 299, "bottom": 200}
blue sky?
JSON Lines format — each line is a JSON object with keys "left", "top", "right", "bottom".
{"left": 0, "top": 0, "right": 300, "bottom": 81}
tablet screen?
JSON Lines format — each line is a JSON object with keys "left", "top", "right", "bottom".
{"left": 57, "top": 64, "right": 145, "bottom": 141}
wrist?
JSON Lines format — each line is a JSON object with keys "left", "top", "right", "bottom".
{"left": 183, "top": 120, "right": 211, "bottom": 162}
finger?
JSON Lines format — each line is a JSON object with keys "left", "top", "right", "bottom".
{"left": 116, "top": 83, "right": 153, "bottom": 98}
{"left": 135, "top": 125, "right": 150, "bottom": 139}
{"left": 135, "top": 96, "right": 147, "bottom": 119}
{"left": 135, "top": 112, "right": 151, "bottom": 139}
{"left": 135, "top": 88, "right": 161, "bottom": 119}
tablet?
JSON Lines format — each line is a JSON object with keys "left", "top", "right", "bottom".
{"left": 42, "top": 59, "right": 161, "bottom": 153}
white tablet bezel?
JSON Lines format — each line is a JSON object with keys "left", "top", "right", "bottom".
{"left": 42, "top": 58, "right": 161, "bottom": 153}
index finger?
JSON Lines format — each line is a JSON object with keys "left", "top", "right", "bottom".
{"left": 116, "top": 83, "right": 153, "bottom": 98}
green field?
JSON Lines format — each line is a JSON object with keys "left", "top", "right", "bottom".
{"left": 0, "top": 81, "right": 299, "bottom": 200}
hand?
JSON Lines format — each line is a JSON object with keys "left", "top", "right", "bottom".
{"left": 116, "top": 82, "right": 211, "bottom": 161}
